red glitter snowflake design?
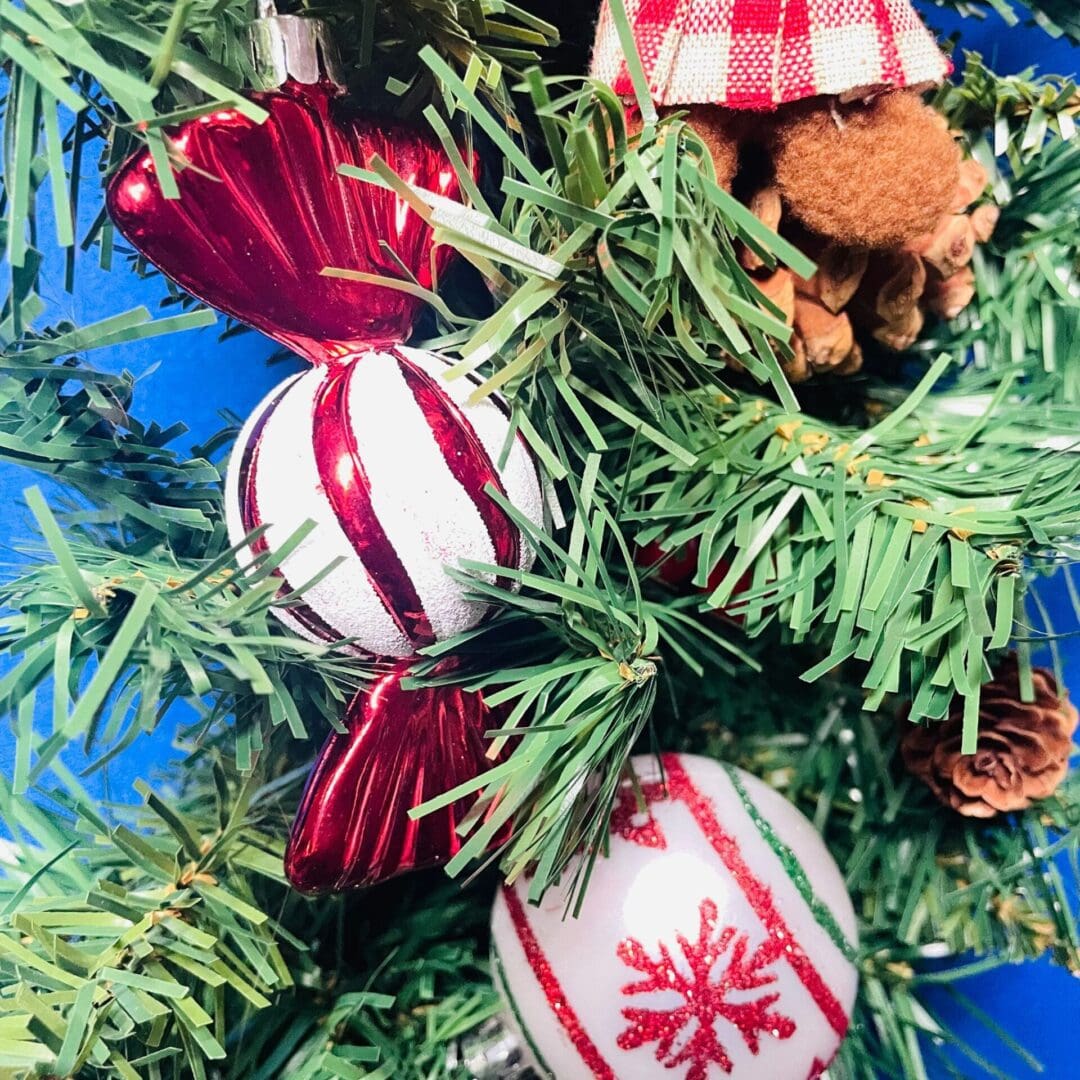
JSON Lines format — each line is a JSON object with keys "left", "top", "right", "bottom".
{"left": 609, "top": 782, "right": 668, "bottom": 849}
{"left": 616, "top": 898, "right": 796, "bottom": 1078}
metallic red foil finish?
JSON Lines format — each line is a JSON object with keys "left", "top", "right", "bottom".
{"left": 108, "top": 82, "right": 503, "bottom": 892}
{"left": 285, "top": 661, "right": 506, "bottom": 892}
{"left": 106, "top": 80, "right": 464, "bottom": 363}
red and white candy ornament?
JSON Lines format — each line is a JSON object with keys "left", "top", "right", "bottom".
{"left": 490, "top": 753, "right": 858, "bottom": 1079}
{"left": 226, "top": 347, "right": 542, "bottom": 656}
{"left": 106, "top": 62, "right": 542, "bottom": 888}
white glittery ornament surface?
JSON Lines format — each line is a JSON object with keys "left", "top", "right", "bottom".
{"left": 490, "top": 753, "right": 858, "bottom": 1079}
{"left": 225, "top": 346, "right": 543, "bottom": 656}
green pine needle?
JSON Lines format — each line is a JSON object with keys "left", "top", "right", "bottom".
{"left": 0, "top": 3, "right": 1079, "bottom": 1077}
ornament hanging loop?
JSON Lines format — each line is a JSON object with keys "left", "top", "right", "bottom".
{"left": 249, "top": 0, "right": 345, "bottom": 90}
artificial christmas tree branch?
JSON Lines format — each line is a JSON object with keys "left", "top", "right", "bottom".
{"left": 0, "top": 0, "right": 1079, "bottom": 1076}
{"left": 0, "top": 0, "right": 557, "bottom": 327}
{"left": 399, "top": 39, "right": 1080, "bottom": 734}
{"left": 925, "top": 0, "right": 1080, "bottom": 45}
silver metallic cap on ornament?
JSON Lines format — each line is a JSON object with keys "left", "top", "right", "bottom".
{"left": 248, "top": 0, "right": 345, "bottom": 89}
{"left": 446, "top": 1018, "right": 540, "bottom": 1080}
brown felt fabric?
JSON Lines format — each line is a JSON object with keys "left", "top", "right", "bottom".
{"left": 672, "top": 105, "right": 745, "bottom": 190}
{"left": 768, "top": 92, "right": 961, "bottom": 249}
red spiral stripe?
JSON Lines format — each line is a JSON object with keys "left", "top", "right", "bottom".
{"left": 311, "top": 361, "right": 435, "bottom": 648}
{"left": 394, "top": 350, "right": 520, "bottom": 588}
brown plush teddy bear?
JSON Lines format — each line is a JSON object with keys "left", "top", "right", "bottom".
{"left": 590, "top": 0, "right": 968, "bottom": 337}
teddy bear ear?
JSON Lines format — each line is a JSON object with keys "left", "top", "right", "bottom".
{"left": 590, "top": 0, "right": 952, "bottom": 111}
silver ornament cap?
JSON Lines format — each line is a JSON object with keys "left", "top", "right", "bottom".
{"left": 446, "top": 1017, "right": 540, "bottom": 1079}
{"left": 248, "top": 0, "right": 345, "bottom": 89}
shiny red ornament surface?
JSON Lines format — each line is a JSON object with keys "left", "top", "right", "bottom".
{"left": 285, "top": 661, "right": 505, "bottom": 892}
{"left": 106, "top": 80, "right": 465, "bottom": 363}
{"left": 636, "top": 538, "right": 753, "bottom": 624}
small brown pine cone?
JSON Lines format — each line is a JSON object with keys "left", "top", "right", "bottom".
{"left": 849, "top": 252, "right": 926, "bottom": 351}
{"left": 875, "top": 251, "right": 927, "bottom": 322}
{"left": 832, "top": 340, "right": 863, "bottom": 376}
{"left": 741, "top": 186, "right": 783, "bottom": 271}
{"left": 872, "top": 304, "right": 924, "bottom": 351}
{"left": 951, "top": 157, "right": 990, "bottom": 212}
{"left": 906, "top": 213, "right": 977, "bottom": 277}
{"left": 785, "top": 335, "right": 811, "bottom": 383}
{"left": 796, "top": 244, "right": 869, "bottom": 314}
{"left": 970, "top": 202, "right": 1000, "bottom": 244}
{"left": 925, "top": 266, "right": 976, "bottom": 320}
{"left": 793, "top": 294, "right": 859, "bottom": 374}
{"left": 901, "top": 654, "right": 1078, "bottom": 819}
{"left": 755, "top": 266, "right": 796, "bottom": 323}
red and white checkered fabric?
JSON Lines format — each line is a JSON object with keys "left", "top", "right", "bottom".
{"left": 590, "top": 0, "right": 952, "bottom": 110}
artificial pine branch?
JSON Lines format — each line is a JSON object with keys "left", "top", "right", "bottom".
{"left": 0, "top": 1, "right": 1079, "bottom": 1076}
{"left": 925, "top": 0, "right": 1080, "bottom": 45}
{"left": 403, "top": 41, "right": 1080, "bottom": 733}
{"left": 0, "top": 761, "right": 294, "bottom": 1077}
{"left": 0, "top": 327, "right": 222, "bottom": 543}
{"left": 0, "top": 338, "right": 375, "bottom": 796}
{"left": 917, "top": 55, "right": 1080, "bottom": 400}
{"left": 0, "top": 743, "right": 500, "bottom": 1079}
{"left": 653, "top": 640, "right": 1080, "bottom": 1078}
{"left": 0, "top": 1, "right": 557, "bottom": 333}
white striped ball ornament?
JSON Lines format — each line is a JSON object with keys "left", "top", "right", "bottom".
{"left": 489, "top": 753, "right": 858, "bottom": 1079}
{"left": 225, "top": 346, "right": 543, "bottom": 657}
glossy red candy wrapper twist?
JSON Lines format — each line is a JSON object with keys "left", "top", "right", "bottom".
{"left": 106, "top": 80, "right": 463, "bottom": 363}
{"left": 286, "top": 661, "right": 507, "bottom": 892}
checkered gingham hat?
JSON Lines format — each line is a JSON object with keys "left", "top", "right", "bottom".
{"left": 590, "top": 0, "right": 952, "bottom": 111}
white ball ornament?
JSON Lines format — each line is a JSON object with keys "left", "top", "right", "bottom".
{"left": 490, "top": 753, "right": 858, "bottom": 1080}
{"left": 226, "top": 346, "right": 544, "bottom": 656}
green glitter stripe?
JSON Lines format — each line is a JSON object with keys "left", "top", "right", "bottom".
{"left": 491, "top": 946, "right": 556, "bottom": 1079}
{"left": 723, "top": 763, "right": 858, "bottom": 963}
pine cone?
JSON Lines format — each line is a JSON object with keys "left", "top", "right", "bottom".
{"left": 901, "top": 655, "right": 1078, "bottom": 819}
{"left": 741, "top": 186, "right": 783, "bottom": 272}
{"left": 924, "top": 265, "right": 975, "bottom": 320}
{"left": 792, "top": 294, "right": 861, "bottom": 375}
{"left": 850, "top": 251, "right": 927, "bottom": 351}
{"left": 796, "top": 244, "right": 868, "bottom": 314}
{"left": 951, "top": 157, "right": 990, "bottom": 213}
{"left": 906, "top": 211, "right": 976, "bottom": 277}
{"left": 730, "top": 138, "right": 995, "bottom": 382}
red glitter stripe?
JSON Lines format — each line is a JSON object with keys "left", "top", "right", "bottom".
{"left": 394, "top": 352, "right": 519, "bottom": 589}
{"left": 311, "top": 360, "right": 435, "bottom": 648}
{"left": 238, "top": 380, "right": 343, "bottom": 643}
{"left": 502, "top": 885, "right": 617, "bottom": 1080}
{"left": 661, "top": 754, "right": 850, "bottom": 1038}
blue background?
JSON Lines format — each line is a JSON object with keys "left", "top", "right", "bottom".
{"left": 0, "top": 5, "right": 1077, "bottom": 1077}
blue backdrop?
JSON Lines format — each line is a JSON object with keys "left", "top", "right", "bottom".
{"left": 0, "top": 5, "right": 1076, "bottom": 1077}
